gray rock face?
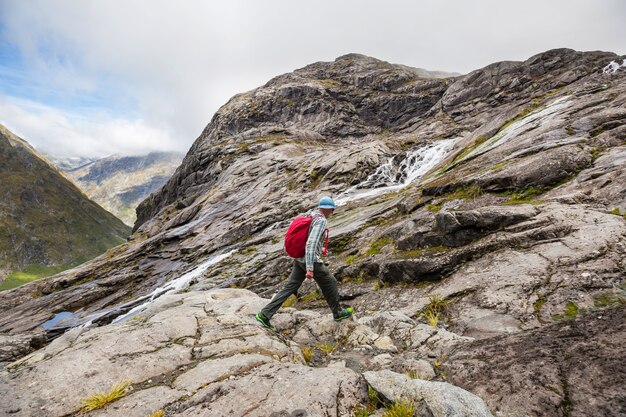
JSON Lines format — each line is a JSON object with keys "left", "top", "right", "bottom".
{"left": 134, "top": 55, "right": 454, "bottom": 229}
{"left": 543, "top": 145, "right": 626, "bottom": 208}
{"left": 445, "top": 306, "right": 626, "bottom": 417}
{"left": 0, "top": 332, "right": 46, "bottom": 363}
{"left": 364, "top": 370, "right": 493, "bottom": 417}
{"left": 434, "top": 205, "right": 539, "bottom": 234}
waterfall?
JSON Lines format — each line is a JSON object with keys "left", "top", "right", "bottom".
{"left": 603, "top": 59, "right": 626, "bottom": 74}
{"left": 335, "top": 139, "right": 455, "bottom": 205}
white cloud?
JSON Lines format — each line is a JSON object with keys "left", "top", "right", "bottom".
{"left": 0, "top": 95, "right": 181, "bottom": 158}
{"left": 0, "top": 0, "right": 624, "bottom": 157}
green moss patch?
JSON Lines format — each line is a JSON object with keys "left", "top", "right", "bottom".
{"left": 501, "top": 186, "right": 545, "bottom": 205}
{"left": 533, "top": 295, "right": 547, "bottom": 324}
{"left": 448, "top": 184, "right": 483, "bottom": 200}
{"left": 424, "top": 202, "right": 442, "bottom": 213}
{"left": 552, "top": 301, "right": 581, "bottom": 322}
{"left": 593, "top": 292, "right": 626, "bottom": 308}
{"left": 488, "top": 160, "right": 511, "bottom": 172}
{"left": 365, "top": 236, "right": 394, "bottom": 256}
{"left": 300, "top": 290, "right": 322, "bottom": 303}
{"left": 424, "top": 185, "right": 483, "bottom": 212}
{"left": 397, "top": 246, "right": 447, "bottom": 259}
{"left": 0, "top": 262, "right": 83, "bottom": 291}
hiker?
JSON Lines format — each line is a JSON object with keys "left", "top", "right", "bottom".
{"left": 256, "top": 196, "right": 353, "bottom": 330}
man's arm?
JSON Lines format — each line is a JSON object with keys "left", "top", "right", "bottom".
{"left": 305, "top": 216, "right": 327, "bottom": 276}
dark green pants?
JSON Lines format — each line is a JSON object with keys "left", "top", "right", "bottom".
{"left": 261, "top": 260, "right": 341, "bottom": 319}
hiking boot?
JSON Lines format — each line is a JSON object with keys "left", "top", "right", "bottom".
{"left": 334, "top": 307, "right": 353, "bottom": 322}
{"left": 255, "top": 312, "right": 274, "bottom": 330}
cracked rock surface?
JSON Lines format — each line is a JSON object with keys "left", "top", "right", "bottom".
{"left": 0, "top": 289, "right": 366, "bottom": 417}
{"left": 445, "top": 305, "right": 626, "bottom": 417}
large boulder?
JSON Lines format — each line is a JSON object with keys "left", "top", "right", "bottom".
{"left": 364, "top": 369, "right": 492, "bottom": 417}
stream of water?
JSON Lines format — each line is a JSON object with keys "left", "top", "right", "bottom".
{"left": 335, "top": 139, "right": 455, "bottom": 205}
{"left": 455, "top": 96, "right": 571, "bottom": 165}
{"left": 111, "top": 249, "right": 236, "bottom": 324}
{"left": 42, "top": 250, "right": 237, "bottom": 334}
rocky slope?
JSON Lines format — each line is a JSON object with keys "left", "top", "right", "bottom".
{"left": 1, "top": 49, "right": 625, "bottom": 416}
{"left": 46, "top": 155, "right": 97, "bottom": 171}
{"left": 61, "top": 152, "right": 183, "bottom": 226}
{"left": 0, "top": 125, "right": 131, "bottom": 289}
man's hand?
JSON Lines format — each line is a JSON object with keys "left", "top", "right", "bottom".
{"left": 306, "top": 271, "right": 314, "bottom": 280}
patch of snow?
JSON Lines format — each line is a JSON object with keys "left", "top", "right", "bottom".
{"left": 602, "top": 59, "right": 626, "bottom": 74}
{"left": 336, "top": 139, "right": 455, "bottom": 205}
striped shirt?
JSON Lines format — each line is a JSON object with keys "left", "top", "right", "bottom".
{"left": 298, "top": 209, "right": 328, "bottom": 271}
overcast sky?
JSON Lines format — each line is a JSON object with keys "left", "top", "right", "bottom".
{"left": 0, "top": 0, "right": 624, "bottom": 158}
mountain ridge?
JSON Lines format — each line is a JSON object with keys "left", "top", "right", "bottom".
{"left": 61, "top": 151, "right": 183, "bottom": 226}
{"left": 0, "top": 124, "right": 131, "bottom": 289}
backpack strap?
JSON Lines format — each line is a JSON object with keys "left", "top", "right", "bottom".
{"left": 322, "top": 228, "right": 329, "bottom": 256}
{"left": 310, "top": 213, "right": 330, "bottom": 256}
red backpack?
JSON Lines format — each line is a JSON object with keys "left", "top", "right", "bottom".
{"left": 284, "top": 214, "right": 329, "bottom": 258}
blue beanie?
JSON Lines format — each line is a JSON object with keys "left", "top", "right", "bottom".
{"left": 318, "top": 196, "right": 336, "bottom": 209}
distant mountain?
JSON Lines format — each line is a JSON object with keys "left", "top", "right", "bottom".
{"left": 45, "top": 155, "right": 97, "bottom": 171}
{"left": 0, "top": 124, "right": 131, "bottom": 289}
{"left": 62, "top": 152, "right": 183, "bottom": 226}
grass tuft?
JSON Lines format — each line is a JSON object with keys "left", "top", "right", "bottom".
{"left": 383, "top": 400, "right": 415, "bottom": 417}
{"left": 404, "top": 370, "right": 432, "bottom": 380}
{"left": 449, "top": 184, "right": 483, "bottom": 200}
{"left": 80, "top": 380, "right": 131, "bottom": 411}
{"left": 422, "top": 308, "right": 440, "bottom": 327}
{"left": 425, "top": 203, "right": 442, "bottom": 213}
{"left": 301, "top": 345, "right": 314, "bottom": 364}
{"left": 502, "top": 186, "right": 544, "bottom": 205}
{"left": 317, "top": 342, "right": 336, "bottom": 354}
{"left": 148, "top": 410, "right": 165, "bottom": 417}
{"left": 368, "top": 386, "right": 383, "bottom": 408}
{"left": 346, "top": 255, "right": 358, "bottom": 265}
{"left": 419, "top": 294, "right": 452, "bottom": 328}
{"left": 590, "top": 146, "right": 607, "bottom": 159}
{"left": 427, "top": 294, "right": 452, "bottom": 311}
{"left": 353, "top": 406, "right": 374, "bottom": 417}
